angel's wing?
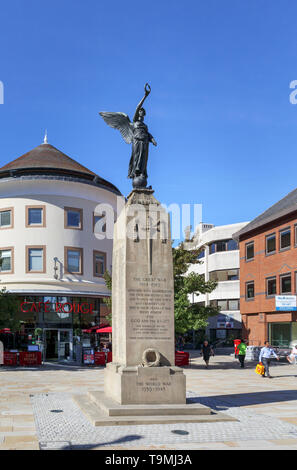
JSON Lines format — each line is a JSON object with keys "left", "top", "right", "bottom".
{"left": 99, "top": 112, "right": 133, "bottom": 144}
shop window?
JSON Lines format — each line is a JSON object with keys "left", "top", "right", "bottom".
{"left": 0, "top": 248, "right": 13, "bottom": 273}
{"left": 280, "top": 274, "right": 291, "bottom": 294}
{"left": 246, "top": 242, "right": 254, "bottom": 261}
{"left": 266, "top": 277, "right": 277, "bottom": 296}
{"left": 65, "top": 247, "right": 83, "bottom": 274}
{"left": 246, "top": 281, "right": 255, "bottom": 299}
{"left": 266, "top": 233, "right": 276, "bottom": 255}
{"left": 0, "top": 208, "right": 13, "bottom": 229}
{"left": 64, "top": 207, "right": 83, "bottom": 230}
{"left": 93, "top": 251, "right": 106, "bottom": 277}
{"left": 280, "top": 228, "right": 291, "bottom": 250}
{"left": 26, "top": 246, "right": 46, "bottom": 273}
{"left": 26, "top": 206, "right": 46, "bottom": 227}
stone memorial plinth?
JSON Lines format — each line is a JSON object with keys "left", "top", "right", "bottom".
{"left": 105, "top": 188, "right": 185, "bottom": 405}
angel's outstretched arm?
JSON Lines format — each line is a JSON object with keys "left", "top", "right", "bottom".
{"left": 133, "top": 83, "right": 151, "bottom": 122}
{"left": 148, "top": 133, "right": 157, "bottom": 146}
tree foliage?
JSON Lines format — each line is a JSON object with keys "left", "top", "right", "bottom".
{"left": 173, "top": 243, "right": 219, "bottom": 334}
{"left": 0, "top": 288, "right": 21, "bottom": 332}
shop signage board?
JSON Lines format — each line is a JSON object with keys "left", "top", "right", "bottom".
{"left": 19, "top": 351, "right": 42, "bottom": 366}
{"left": 275, "top": 295, "right": 297, "bottom": 311}
{"left": 4, "top": 351, "right": 17, "bottom": 365}
{"left": 83, "top": 348, "right": 94, "bottom": 364}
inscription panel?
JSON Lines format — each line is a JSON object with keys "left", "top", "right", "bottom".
{"left": 127, "top": 276, "right": 173, "bottom": 341}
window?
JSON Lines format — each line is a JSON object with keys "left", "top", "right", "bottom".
{"left": 246, "top": 281, "right": 255, "bottom": 299}
{"left": 26, "top": 246, "right": 46, "bottom": 273}
{"left": 26, "top": 206, "right": 46, "bottom": 227}
{"left": 209, "top": 269, "right": 239, "bottom": 282}
{"left": 210, "top": 299, "right": 240, "bottom": 310}
{"left": 93, "top": 251, "right": 106, "bottom": 277}
{"left": 246, "top": 242, "right": 254, "bottom": 261}
{"left": 280, "top": 229, "right": 291, "bottom": 250}
{"left": 280, "top": 274, "right": 291, "bottom": 294}
{"left": 217, "top": 300, "right": 228, "bottom": 310}
{"left": 227, "top": 239, "right": 238, "bottom": 251}
{"left": 0, "top": 248, "right": 13, "bottom": 273}
{"left": 93, "top": 213, "right": 106, "bottom": 234}
{"left": 0, "top": 208, "right": 13, "bottom": 229}
{"left": 266, "top": 233, "right": 276, "bottom": 254}
{"left": 228, "top": 299, "right": 240, "bottom": 310}
{"left": 64, "top": 207, "right": 83, "bottom": 230}
{"left": 197, "top": 249, "right": 205, "bottom": 259}
{"left": 65, "top": 247, "right": 83, "bottom": 274}
{"left": 266, "top": 277, "right": 276, "bottom": 296}
{"left": 209, "top": 239, "right": 238, "bottom": 254}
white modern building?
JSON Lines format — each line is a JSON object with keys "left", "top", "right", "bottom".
{"left": 0, "top": 137, "right": 121, "bottom": 361}
{"left": 185, "top": 221, "right": 249, "bottom": 343}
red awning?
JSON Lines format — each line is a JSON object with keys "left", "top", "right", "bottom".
{"left": 0, "top": 328, "right": 12, "bottom": 334}
{"left": 82, "top": 324, "right": 109, "bottom": 334}
{"left": 96, "top": 326, "right": 112, "bottom": 333}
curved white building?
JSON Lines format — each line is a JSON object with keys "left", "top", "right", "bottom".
{"left": 0, "top": 139, "right": 121, "bottom": 360}
{"left": 186, "top": 221, "right": 249, "bottom": 343}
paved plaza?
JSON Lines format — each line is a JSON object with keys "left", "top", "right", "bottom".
{"left": 1, "top": 351, "right": 297, "bottom": 450}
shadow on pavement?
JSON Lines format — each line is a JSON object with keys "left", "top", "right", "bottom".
{"left": 188, "top": 389, "right": 297, "bottom": 410}
{"left": 61, "top": 434, "right": 142, "bottom": 450}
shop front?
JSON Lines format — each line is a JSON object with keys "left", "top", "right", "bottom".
{"left": 10, "top": 295, "right": 107, "bottom": 363}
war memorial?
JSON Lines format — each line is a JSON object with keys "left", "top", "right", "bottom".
{"left": 73, "top": 84, "right": 234, "bottom": 426}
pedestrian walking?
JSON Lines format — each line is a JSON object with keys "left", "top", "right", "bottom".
{"left": 237, "top": 339, "right": 247, "bottom": 368}
{"left": 200, "top": 340, "right": 214, "bottom": 369}
{"left": 259, "top": 340, "right": 279, "bottom": 378}
{"left": 286, "top": 345, "right": 297, "bottom": 364}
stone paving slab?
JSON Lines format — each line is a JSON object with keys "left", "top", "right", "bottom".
{"left": 1, "top": 355, "right": 297, "bottom": 450}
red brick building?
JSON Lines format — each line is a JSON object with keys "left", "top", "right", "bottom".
{"left": 233, "top": 189, "right": 297, "bottom": 347}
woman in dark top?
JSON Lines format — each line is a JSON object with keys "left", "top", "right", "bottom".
{"left": 201, "top": 340, "right": 214, "bottom": 369}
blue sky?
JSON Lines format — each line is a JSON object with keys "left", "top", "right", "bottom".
{"left": 0, "top": 0, "right": 297, "bottom": 240}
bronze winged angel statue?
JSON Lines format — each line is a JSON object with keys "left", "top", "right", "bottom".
{"left": 99, "top": 83, "right": 157, "bottom": 188}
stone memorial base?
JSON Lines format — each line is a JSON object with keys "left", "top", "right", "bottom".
{"left": 73, "top": 391, "right": 236, "bottom": 426}
{"left": 104, "top": 363, "right": 186, "bottom": 405}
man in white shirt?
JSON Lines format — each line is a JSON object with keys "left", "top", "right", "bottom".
{"left": 259, "top": 341, "right": 279, "bottom": 378}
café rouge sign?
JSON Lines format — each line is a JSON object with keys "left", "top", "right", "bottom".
{"left": 21, "top": 301, "right": 94, "bottom": 314}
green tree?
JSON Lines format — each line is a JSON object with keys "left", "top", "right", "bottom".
{"left": 173, "top": 243, "right": 219, "bottom": 334}
{"left": 0, "top": 288, "right": 20, "bottom": 332}
{"left": 103, "top": 270, "right": 112, "bottom": 326}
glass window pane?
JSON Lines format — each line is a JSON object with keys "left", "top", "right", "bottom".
{"left": 67, "top": 250, "right": 80, "bottom": 272}
{"left": 280, "top": 230, "right": 291, "bottom": 249}
{"left": 216, "top": 241, "right": 226, "bottom": 252}
{"left": 229, "top": 299, "right": 239, "bottom": 310}
{"left": 29, "top": 249, "right": 43, "bottom": 271}
{"left": 246, "top": 282, "right": 254, "bottom": 298}
{"left": 95, "top": 254, "right": 105, "bottom": 275}
{"left": 246, "top": 243, "right": 254, "bottom": 260}
{"left": 0, "top": 211, "right": 11, "bottom": 227}
{"left": 0, "top": 250, "right": 11, "bottom": 271}
{"left": 266, "top": 235, "right": 276, "bottom": 253}
{"left": 267, "top": 278, "right": 276, "bottom": 295}
{"left": 28, "top": 208, "right": 42, "bottom": 224}
{"left": 217, "top": 300, "right": 228, "bottom": 310}
{"left": 67, "top": 210, "right": 81, "bottom": 227}
{"left": 227, "top": 239, "right": 238, "bottom": 251}
{"left": 281, "top": 275, "right": 291, "bottom": 293}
